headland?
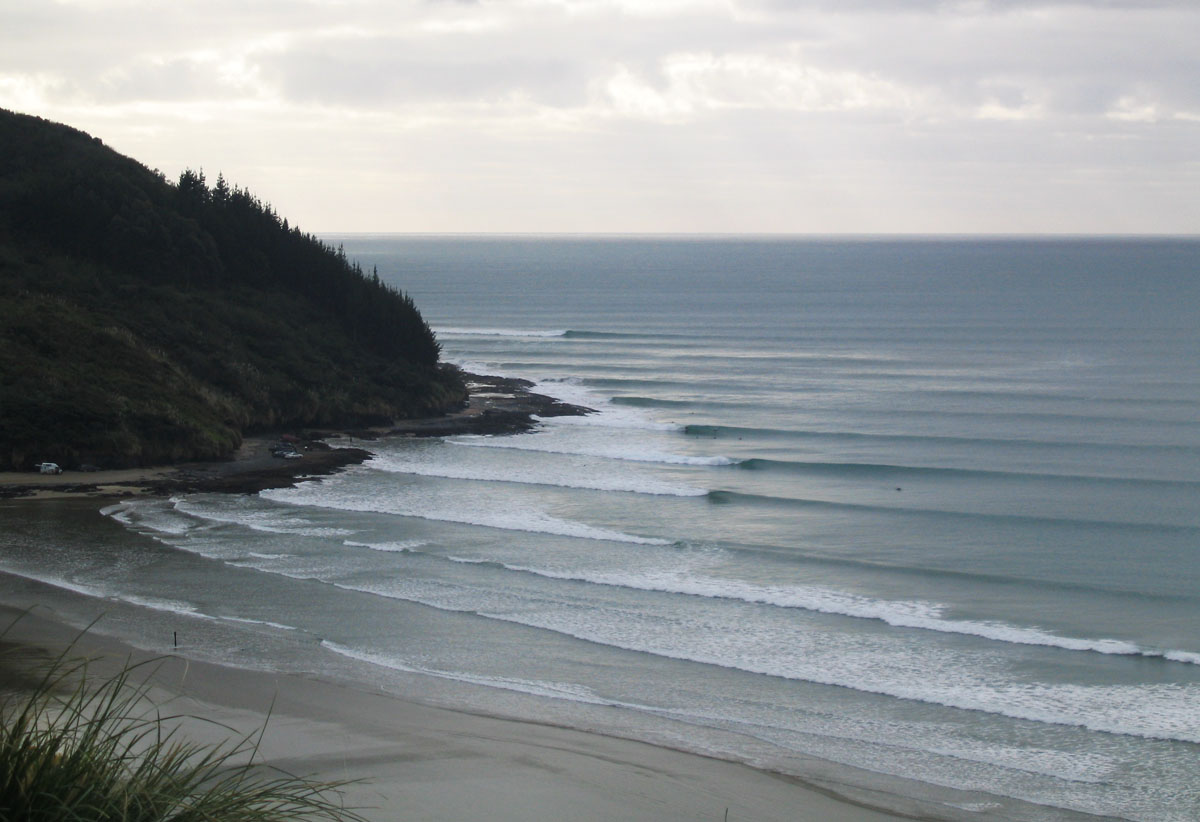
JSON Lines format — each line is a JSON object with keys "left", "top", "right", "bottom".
{"left": 0, "top": 373, "right": 592, "bottom": 500}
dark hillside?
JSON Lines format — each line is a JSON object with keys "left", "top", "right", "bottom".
{"left": 0, "top": 109, "right": 465, "bottom": 470}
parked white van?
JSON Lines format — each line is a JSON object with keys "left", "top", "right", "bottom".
{"left": 36, "top": 462, "right": 62, "bottom": 474}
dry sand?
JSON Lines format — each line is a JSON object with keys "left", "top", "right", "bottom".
{"left": 0, "top": 608, "right": 928, "bottom": 822}
{"left": 0, "top": 435, "right": 367, "bottom": 500}
{"left": 0, "top": 465, "right": 176, "bottom": 499}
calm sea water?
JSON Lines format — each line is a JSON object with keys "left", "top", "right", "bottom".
{"left": 3, "top": 237, "right": 1199, "bottom": 820}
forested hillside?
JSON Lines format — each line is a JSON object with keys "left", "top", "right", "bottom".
{"left": 0, "top": 109, "right": 465, "bottom": 470}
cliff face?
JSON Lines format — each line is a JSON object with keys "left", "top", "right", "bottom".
{"left": 0, "top": 109, "right": 465, "bottom": 470}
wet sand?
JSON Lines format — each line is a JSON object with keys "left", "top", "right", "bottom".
{"left": 0, "top": 608, "right": 923, "bottom": 822}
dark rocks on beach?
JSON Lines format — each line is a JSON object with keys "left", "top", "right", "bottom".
{"left": 384, "top": 373, "right": 593, "bottom": 438}
{"left": 0, "top": 373, "right": 593, "bottom": 500}
{"left": 0, "top": 374, "right": 592, "bottom": 500}
{"left": 158, "top": 373, "right": 592, "bottom": 493}
{"left": 150, "top": 446, "right": 374, "bottom": 496}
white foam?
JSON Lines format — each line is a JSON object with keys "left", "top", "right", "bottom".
{"left": 321, "top": 641, "right": 612, "bottom": 705}
{"left": 366, "top": 449, "right": 707, "bottom": 497}
{"left": 264, "top": 482, "right": 670, "bottom": 546}
{"left": 451, "top": 365, "right": 689, "bottom": 438}
{"left": 0, "top": 566, "right": 110, "bottom": 601}
{"left": 101, "top": 499, "right": 198, "bottom": 536}
{"left": 222, "top": 615, "right": 300, "bottom": 631}
{"left": 322, "top": 572, "right": 1200, "bottom": 743}
{"left": 454, "top": 556, "right": 1195, "bottom": 664}
{"left": 13, "top": 570, "right": 215, "bottom": 625}
{"left": 361, "top": 536, "right": 1196, "bottom": 671}
{"left": 529, "top": 377, "right": 684, "bottom": 431}
{"left": 22, "top": 569, "right": 300, "bottom": 634}
{"left": 539, "top": 412, "right": 682, "bottom": 432}
{"left": 117, "top": 593, "right": 213, "bottom": 621}
{"left": 437, "top": 327, "right": 568, "bottom": 338}
{"left": 943, "top": 746, "right": 1112, "bottom": 784}
{"left": 324, "top": 633, "right": 1110, "bottom": 785}
{"left": 45, "top": 576, "right": 298, "bottom": 633}
{"left": 106, "top": 509, "right": 136, "bottom": 527}
{"left": 452, "top": 359, "right": 510, "bottom": 377}
{"left": 484, "top": 617, "right": 1200, "bottom": 743}
{"left": 451, "top": 435, "right": 738, "bottom": 466}
{"left": 171, "top": 498, "right": 354, "bottom": 537}
{"left": 131, "top": 531, "right": 1193, "bottom": 747}
{"left": 343, "top": 539, "right": 428, "bottom": 553}
{"left": 2, "top": 551, "right": 290, "bottom": 636}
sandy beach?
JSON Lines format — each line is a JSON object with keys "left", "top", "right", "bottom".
{"left": 0, "top": 607, "right": 926, "bottom": 822}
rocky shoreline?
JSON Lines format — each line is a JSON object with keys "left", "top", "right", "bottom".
{"left": 0, "top": 373, "right": 592, "bottom": 499}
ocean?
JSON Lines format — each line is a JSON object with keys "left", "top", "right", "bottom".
{"left": 3, "top": 236, "right": 1198, "bottom": 820}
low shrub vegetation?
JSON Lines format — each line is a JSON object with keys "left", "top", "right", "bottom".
{"left": 0, "top": 642, "right": 367, "bottom": 821}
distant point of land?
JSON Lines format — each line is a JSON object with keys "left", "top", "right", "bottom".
{"left": 0, "top": 108, "right": 469, "bottom": 472}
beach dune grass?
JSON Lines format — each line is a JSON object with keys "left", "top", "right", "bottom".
{"left": 0, "top": 641, "right": 367, "bottom": 821}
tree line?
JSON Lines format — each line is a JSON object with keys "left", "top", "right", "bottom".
{"left": 0, "top": 108, "right": 463, "bottom": 469}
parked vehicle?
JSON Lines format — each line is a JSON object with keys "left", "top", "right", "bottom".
{"left": 36, "top": 462, "right": 62, "bottom": 474}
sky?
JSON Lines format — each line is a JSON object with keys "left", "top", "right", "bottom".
{"left": 1, "top": 0, "right": 1198, "bottom": 234}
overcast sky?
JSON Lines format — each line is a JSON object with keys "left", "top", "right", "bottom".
{"left": 2, "top": 0, "right": 1197, "bottom": 233}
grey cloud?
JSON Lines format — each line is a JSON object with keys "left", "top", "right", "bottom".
{"left": 751, "top": 0, "right": 1195, "bottom": 10}
{"left": 260, "top": 48, "right": 589, "bottom": 107}
{"left": 91, "top": 58, "right": 232, "bottom": 104}
{"left": 4, "top": 0, "right": 1196, "bottom": 148}
{"left": 771, "top": 3, "right": 1200, "bottom": 116}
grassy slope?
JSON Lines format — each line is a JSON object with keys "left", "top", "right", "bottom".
{"left": 0, "top": 638, "right": 367, "bottom": 821}
{"left": 0, "top": 110, "right": 464, "bottom": 470}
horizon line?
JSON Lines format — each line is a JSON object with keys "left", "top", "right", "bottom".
{"left": 315, "top": 230, "right": 1200, "bottom": 240}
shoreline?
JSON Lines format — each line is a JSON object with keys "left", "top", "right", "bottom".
{"left": 0, "top": 564, "right": 1118, "bottom": 822}
{"left": 0, "top": 373, "right": 591, "bottom": 501}
{"left": 0, "top": 606, "right": 925, "bottom": 822}
{"left": 0, "top": 377, "right": 1124, "bottom": 822}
